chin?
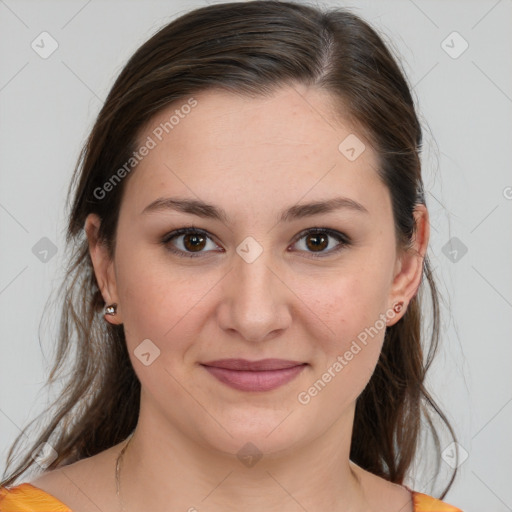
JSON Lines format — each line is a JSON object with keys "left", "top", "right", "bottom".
{"left": 194, "top": 408, "right": 311, "bottom": 459}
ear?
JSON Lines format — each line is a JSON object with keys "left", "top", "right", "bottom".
{"left": 386, "top": 204, "right": 430, "bottom": 326}
{"left": 85, "top": 213, "right": 123, "bottom": 325}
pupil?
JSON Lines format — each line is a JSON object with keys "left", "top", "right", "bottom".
{"left": 307, "top": 233, "right": 327, "bottom": 251}
{"left": 184, "top": 233, "right": 206, "bottom": 251}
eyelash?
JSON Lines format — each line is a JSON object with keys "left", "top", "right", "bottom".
{"left": 161, "top": 226, "right": 351, "bottom": 259}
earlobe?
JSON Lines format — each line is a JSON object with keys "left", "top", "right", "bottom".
{"left": 84, "top": 213, "right": 123, "bottom": 325}
{"left": 386, "top": 205, "right": 430, "bottom": 326}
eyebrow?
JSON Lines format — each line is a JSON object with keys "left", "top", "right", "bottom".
{"left": 141, "top": 196, "right": 369, "bottom": 223}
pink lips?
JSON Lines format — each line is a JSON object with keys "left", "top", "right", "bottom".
{"left": 201, "top": 358, "right": 307, "bottom": 392}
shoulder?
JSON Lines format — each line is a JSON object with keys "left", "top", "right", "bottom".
{"left": 411, "top": 491, "right": 463, "bottom": 512}
{"left": 2, "top": 443, "right": 123, "bottom": 512}
{"left": 350, "top": 462, "right": 414, "bottom": 511}
{"left": 349, "top": 462, "right": 463, "bottom": 512}
{"left": 0, "top": 482, "right": 71, "bottom": 511}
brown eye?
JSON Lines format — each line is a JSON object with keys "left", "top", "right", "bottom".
{"left": 292, "top": 228, "right": 350, "bottom": 258}
{"left": 162, "top": 228, "right": 220, "bottom": 258}
{"left": 305, "top": 232, "right": 329, "bottom": 252}
{"left": 162, "top": 227, "right": 350, "bottom": 259}
{"left": 182, "top": 232, "right": 207, "bottom": 252}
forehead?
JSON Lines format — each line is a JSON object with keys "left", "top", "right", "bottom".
{"left": 123, "top": 84, "right": 388, "bottom": 219}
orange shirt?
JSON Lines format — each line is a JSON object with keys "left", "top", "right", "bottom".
{"left": 0, "top": 482, "right": 463, "bottom": 511}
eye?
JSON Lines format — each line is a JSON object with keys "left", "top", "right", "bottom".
{"left": 162, "top": 227, "right": 221, "bottom": 258}
{"left": 161, "top": 226, "right": 351, "bottom": 259}
{"left": 290, "top": 228, "right": 351, "bottom": 258}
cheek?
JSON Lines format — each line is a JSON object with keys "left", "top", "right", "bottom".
{"left": 301, "top": 268, "right": 390, "bottom": 343}
{"left": 294, "top": 269, "right": 390, "bottom": 397}
{"left": 114, "top": 256, "right": 206, "bottom": 400}
{"left": 294, "top": 289, "right": 387, "bottom": 418}
{"left": 114, "top": 244, "right": 179, "bottom": 341}
{"left": 114, "top": 245, "right": 223, "bottom": 361}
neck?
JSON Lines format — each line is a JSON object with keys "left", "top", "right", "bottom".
{"left": 116, "top": 402, "right": 369, "bottom": 512}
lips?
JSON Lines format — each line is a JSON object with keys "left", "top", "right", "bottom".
{"left": 201, "top": 358, "right": 304, "bottom": 371}
{"left": 200, "top": 358, "right": 307, "bottom": 392}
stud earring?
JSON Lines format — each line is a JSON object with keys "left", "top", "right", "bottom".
{"left": 105, "top": 303, "right": 118, "bottom": 316}
{"left": 393, "top": 301, "right": 404, "bottom": 314}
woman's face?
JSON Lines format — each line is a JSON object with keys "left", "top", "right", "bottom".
{"left": 87, "top": 84, "right": 427, "bottom": 457}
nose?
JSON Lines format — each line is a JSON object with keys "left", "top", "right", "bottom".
{"left": 217, "top": 249, "right": 292, "bottom": 343}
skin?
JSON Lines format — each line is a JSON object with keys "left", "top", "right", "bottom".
{"left": 31, "top": 84, "right": 429, "bottom": 512}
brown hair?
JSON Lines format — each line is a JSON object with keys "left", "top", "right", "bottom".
{"left": 1, "top": 0, "right": 457, "bottom": 497}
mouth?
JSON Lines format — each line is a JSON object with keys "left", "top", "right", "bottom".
{"left": 200, "top": 358, "right": 307, "bottom": 392}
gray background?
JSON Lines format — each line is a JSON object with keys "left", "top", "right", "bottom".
{"left": 1, "top": 1, "right": 511, "bottom": 510}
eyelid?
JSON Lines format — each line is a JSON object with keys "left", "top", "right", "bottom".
{"left": 162, "top": 226, "right": 351, "bottom": 258}
{"left": 290, "top": 227, "right": 351, "bottom": 258}
{"left": 161, "top": 227, "right": 222, "bottom": 258}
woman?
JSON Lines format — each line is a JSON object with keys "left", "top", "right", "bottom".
{"left": 0, "top": 1, "right": 463, "bottom": 510}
